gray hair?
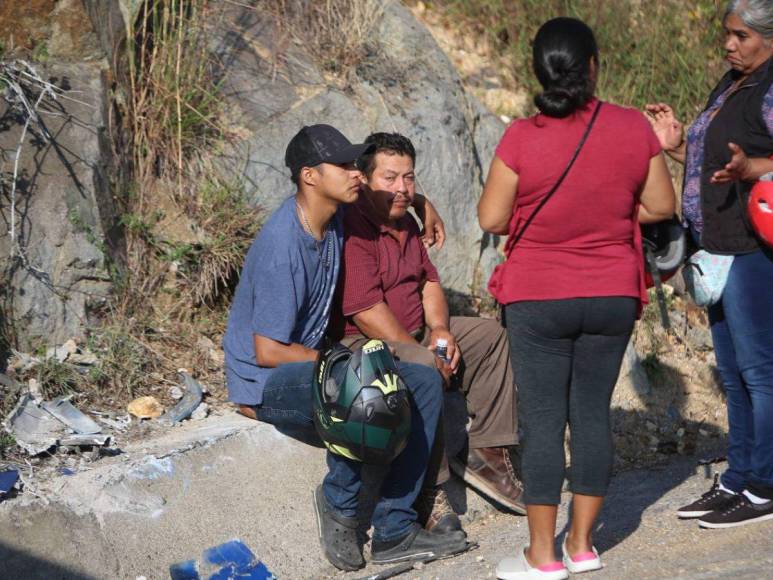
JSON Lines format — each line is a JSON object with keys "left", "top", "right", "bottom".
{"left": 725, "top": 0, "right": 773, "bottom": 39}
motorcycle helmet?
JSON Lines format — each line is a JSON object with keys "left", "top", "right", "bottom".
{"left": 312, "top": 340, "right": 411, "bottom": 465}
{"left": 641, "top": 217, "right": 686, "bottom": 287}
{"left": 749, "top": 177, "right": 773, "bottom": 248}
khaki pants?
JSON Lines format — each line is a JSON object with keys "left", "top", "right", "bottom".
{"left": 341, "top": 316, "right": 517, "bottom": 485}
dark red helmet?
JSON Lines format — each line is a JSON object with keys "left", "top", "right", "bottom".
{"left": 749, "top": 178, "right": 773, "bottom": 249}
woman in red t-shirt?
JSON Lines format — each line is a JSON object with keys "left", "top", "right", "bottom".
{"left": 478, "top": 18, "right": 676, "bottom": 580}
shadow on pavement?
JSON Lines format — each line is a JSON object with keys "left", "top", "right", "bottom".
{"left": 559, "top": 351, "right": 728, "bottom": 554}
{"left": 0, "top": 542, "right": 97, "bottom": 580}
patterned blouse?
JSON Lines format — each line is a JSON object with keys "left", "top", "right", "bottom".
{"left": 683, "top": 84, "right": 773, "bottom": 234}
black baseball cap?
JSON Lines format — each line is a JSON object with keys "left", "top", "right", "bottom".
{"left": 285, "top": 124, "right": 374, "bottom": 179}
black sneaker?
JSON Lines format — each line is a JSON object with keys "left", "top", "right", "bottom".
{"left": 312, "top": 485, "right": 365, "bottom": 571}
{"left": 371, "top": 523, "right": 470, "bottom": 565}
{"left": 677, "top": 474, "right": 738, "bottom": 519}
{"left": 698, "top": 493, "right": 773, "bottom": 529}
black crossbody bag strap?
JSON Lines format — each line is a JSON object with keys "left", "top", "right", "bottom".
{"left": 509, "top": 101, "right": 603, "bottom": 249}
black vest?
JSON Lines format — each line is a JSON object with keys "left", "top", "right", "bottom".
{"left": 700, "top": 57, "right": 773, "bottom": 254}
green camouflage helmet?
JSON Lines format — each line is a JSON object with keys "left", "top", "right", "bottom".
{"left": 312, "top": 339, "right": 411, "bottom": 464}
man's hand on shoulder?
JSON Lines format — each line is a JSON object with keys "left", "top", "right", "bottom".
{"left": 413, "top": 194, "right": 446, "bottom": 250}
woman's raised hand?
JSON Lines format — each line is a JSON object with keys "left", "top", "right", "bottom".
{"left": 645, "top": 103, "right": 684, "bottom": 152}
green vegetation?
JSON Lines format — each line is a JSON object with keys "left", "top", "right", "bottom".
{"left": 62, "top": 0, "right": 263, "bottom": 405}
{"left": 425, "top": 0, "right": 725, "bottom": 117}
{"left": 0, "top": 432, "right": 15, "bottom": 459}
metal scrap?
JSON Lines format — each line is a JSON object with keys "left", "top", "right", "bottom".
{"left": 159, "top": 373, "right": 204, "bottom": 425}
{"left": 42, "top": 396, "right": 102, "bottom": 434}
{"left": 3, "top": 393, "right": 63, "bottom": 455}
{"left": 3, "top": 393, "right": 110, "bottom": 456}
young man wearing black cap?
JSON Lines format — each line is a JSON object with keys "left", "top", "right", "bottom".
{"left": 223, "top": 125, "right": 468, "bottom": 571}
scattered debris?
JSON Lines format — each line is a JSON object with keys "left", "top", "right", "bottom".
{"left": 46, "top": 339, "right": 78, "bottom": 364}
{"left": 92, "top": 411, "right": 131, "bottom": 432}
{"left": 42, "top": 396, "right": 102, "bottom": 434}
{"left": 159, "top": 373, "right": 204, "bottom": 425}
{"left": 3, "top": 393, "right": 63, "bottom": 455}
{"left": 0, "top": 469, "right": 19, "bottom": 500}
{"left": 3, "top": 393, "right": 110, "bottom": 456}
{"left": 59, "top": 433, "right": 111, "bottom": 447}
{"left": 28, "top": 378, "right": 43, "bottom": 401}
{"left": 128, "top": 396, "right": 165, "bottom": 419}
{"left": 169, "top": 386, "right": 184, "bottom": 400}
{"left": 356, "top": 542, "right": 479, "bottom": 580}
{"left": 190, "top": 403, "right": 209, "bottom": 422}
{"left": 170, "top": 539, "right": 276, "bottom": 580}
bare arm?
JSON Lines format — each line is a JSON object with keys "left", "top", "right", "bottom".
{"left": 422, "top": 280, "right": 450, "bottom": 334}
{"left": 351, "top": 302, "right": 418, "bottom": 344}
{"left": 638, "top": 152, "right": 677, "bottom": 224}
{"left": 478, "top": 156, "right": 519, "bottom": 234}
{"left": 253, "top": 335, "right": 317, "bottom": 368}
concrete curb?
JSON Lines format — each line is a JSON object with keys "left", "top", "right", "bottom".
{"left": 0, "top": 411, "right": 500, "bottom": 579}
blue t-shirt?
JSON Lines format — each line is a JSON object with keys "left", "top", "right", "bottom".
{"left": 223, "top": 196, "right": 343, "bottom": 405}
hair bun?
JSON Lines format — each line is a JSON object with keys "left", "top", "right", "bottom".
{"left": 532, "top": 18, "right": 598, "bottom": 118}
{"left": 535, "top": 86, "right": 585, "bottom": 118}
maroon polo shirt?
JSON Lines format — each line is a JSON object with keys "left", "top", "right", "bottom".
{"left": 338, "top": 196, "right": 440, "bottom": 336}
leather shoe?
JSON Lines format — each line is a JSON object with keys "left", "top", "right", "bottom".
{"left": 414, "top": 485, "right": 464, "bottom": 534}
{"left": 450, "top": 446, "right": 526, "bottom": 514}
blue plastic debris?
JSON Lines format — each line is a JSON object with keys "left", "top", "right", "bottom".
{"left": 58, "top": 467, "right": 76, "bottom": 476}
{"left": 169, "top": 559, "right": 199, "bottom": 580}
{"left": 202, "top": 540, "right": 256, "bottom": 569}
{"left": 169, "top": 540, "right": 275, "bottom": 580}
{"left": 0, "top": 469, "right": 19, "bottom": 499}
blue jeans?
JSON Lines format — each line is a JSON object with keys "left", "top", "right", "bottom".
{"left": 254, "top": 360, "right": 443, "bottom": 541}
{"left": 709, "top": 249, "right": 773, "bottom": 497}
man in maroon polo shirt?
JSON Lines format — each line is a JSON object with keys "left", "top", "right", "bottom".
{"left": 334, "top": 132, "right": 525, "bottom": 533}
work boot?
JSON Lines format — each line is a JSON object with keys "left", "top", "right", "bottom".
{"left": 371, "top": 523, "right": 470, "bottom": 565}
{"left": 312, "top": 485, "right": 364, "bottom": 571}
{"left": 449, "top": 446, "right": 526, "bottom": 514}
{"left": 415, "top": 485, "right": 464, "bottom": 534}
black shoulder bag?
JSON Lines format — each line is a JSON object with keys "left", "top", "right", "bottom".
{"left": 498, "top": 101, "right": 602, "bottom": 327}
{"left": 508, "top": 101, "right": 602, "bottom": 248}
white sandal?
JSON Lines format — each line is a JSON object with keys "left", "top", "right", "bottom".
{"left": 561, "top": 536, "right": 603, "bottom": 574}
{"left": 497, "top": 547, "right": 569, "bottom": 580}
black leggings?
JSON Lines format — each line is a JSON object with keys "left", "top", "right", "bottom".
{"left": 505, "top": 297, "right": 637, "bottom": 504}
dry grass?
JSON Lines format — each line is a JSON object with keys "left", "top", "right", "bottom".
{"left": 266, "top": 0, "right": 383, "bottom": 79}
{"left": 63, "top": 0, "right": 262, "bottom": 407}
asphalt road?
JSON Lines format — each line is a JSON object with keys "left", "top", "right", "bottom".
{"left": 338, "top": 458, "right": 773, "bottom": 580}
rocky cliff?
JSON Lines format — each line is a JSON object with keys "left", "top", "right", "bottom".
{"left": 0, "top": 0, "right": 503, "bottom": 351}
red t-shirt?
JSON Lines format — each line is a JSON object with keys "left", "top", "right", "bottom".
{"left": 338, "top": 197, "right": 440, "bottom": 335}
{"left": 488, "top": 99, "right": 661, "bottom": 307}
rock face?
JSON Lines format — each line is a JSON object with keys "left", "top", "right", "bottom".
{"left": 0, "top": 0, "right": 503, "bottom": 349}
{"left": 212, "top": 0, "right": 504, "bottom": 293}
{"left": 0, "top": 0, "right": 122, "bottom": 351}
